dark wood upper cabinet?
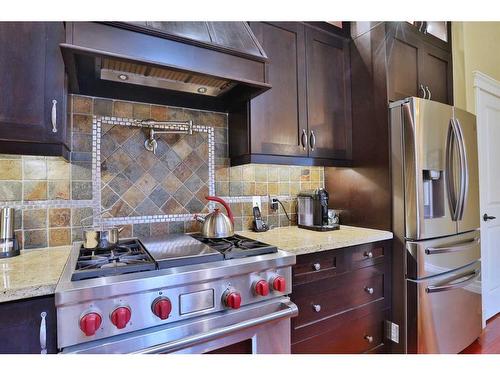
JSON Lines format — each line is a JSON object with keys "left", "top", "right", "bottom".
{"left": 247, "top": 22, "right": 307, "bottom": 158}
{"left": 407, "top": 21, "right": 451, "bottom": 51}
{"left": 386, "top": 22, "right": 453, "bottom": 105}
{"left": 386, "top": 28, "right": 420, "bottom": 100}
{"left": 0, "top": 22, "right": 69, "bottom": 159}
{"left": 419, "top": 43, "right": 453, "bottom": 104}
{"left": 305, "top": 27, "right": 352, "bottom": 160}
{"left": 0, "top": 22, "right": 69, "bottom": 158}
{"left": 229, "top": 22, "right": 352, "bottom": 167}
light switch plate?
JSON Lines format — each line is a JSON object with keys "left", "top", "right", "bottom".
{"left": 252, "top": 196, "right": 261, "bottom": 210}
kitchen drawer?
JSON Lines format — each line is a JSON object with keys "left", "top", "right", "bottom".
{"left": 346, "top": 241, "right": 387, "bottom": 271}
{"left": 291, "top": 304, "right": 387, "bottom": 354}
{"left": 291, "top": 263, "right": 385, "bottom": 328}
{"left": 293, "top": 249, "right": 345, "bottom": 285}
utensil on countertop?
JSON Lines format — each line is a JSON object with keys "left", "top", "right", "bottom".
{"left": 194, "top": 196, "right": 234, "bottom": 239}
{"left": 0, "top": 207, "right": 20, "bottom": 258}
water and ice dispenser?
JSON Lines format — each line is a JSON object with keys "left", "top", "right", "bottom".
{"left": 422, "top": 169, "right": 445, "bottom": 219}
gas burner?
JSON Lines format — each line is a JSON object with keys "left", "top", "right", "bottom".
{"left": 71, "top": 239, "right": 156, "bottom": 281}
{"left": 190, "top": 234, "right": 277, "bottom": 260}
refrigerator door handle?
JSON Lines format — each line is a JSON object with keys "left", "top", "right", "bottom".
{"left": 446, "top": 119, "right": 460, "bottom": 220}
{"left": 425, "top": 236, "right": 480, "bottom": 255}
{"left": 425, "top": 268, "right": 480, "bottom": 294}
{"left": 403, "top": 102, "right": 421, "bottom": 237}
{"left": 454, "top": 118, "right": 469, "bottom": 221}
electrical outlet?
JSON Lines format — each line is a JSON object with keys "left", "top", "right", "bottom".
{"left": 252, "top": 196, "right": 261, "bottom": 210}
{"left": 270, "top": 197, "right": 279, "bottom": 211}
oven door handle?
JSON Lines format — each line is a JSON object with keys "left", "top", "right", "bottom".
{"left": 425, "top": 269, "right": 480, "bottom": 294}
{"left": 131, "top": 301, "right": 298, "bottom": 354}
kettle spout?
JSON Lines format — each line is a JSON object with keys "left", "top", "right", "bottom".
{"left": 194, "top": 214, "right": 205, "bottom": 224}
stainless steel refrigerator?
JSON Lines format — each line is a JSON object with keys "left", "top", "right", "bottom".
{"left": 390, "top": 97, "right": 482, "bottom": 354}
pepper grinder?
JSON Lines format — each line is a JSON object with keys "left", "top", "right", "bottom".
{"left": 0, "top": 207, "right": 20, "bottom": 258}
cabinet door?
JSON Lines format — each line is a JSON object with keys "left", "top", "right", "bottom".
{"left": 419, "top": 42, "right": 453, "bottom": 105}
{"left": 248, "top": 22, "right": 308, "bottom": 157}
{"left": 0, "top": 295, "right": 58, "bottom": 354}
{"left": 0, "top": 23, "right": 67, "bottom": 147}
{"left": 305, "top": 26, "right": 352, "bottom": 160}
{"left": 386, "top": 23, "right": 422, "bottom": 101}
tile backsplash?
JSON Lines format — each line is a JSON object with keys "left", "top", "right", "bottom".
{"left": 0, "top": 95, "right": 324, "bottom": 249}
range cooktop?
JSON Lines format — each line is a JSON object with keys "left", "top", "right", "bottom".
{"left": 70, "top": 233, "right": 278, "bottom": 280}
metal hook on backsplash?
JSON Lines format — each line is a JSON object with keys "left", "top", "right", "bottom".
{"left": 141, "top": 120, "right": 194, "bottom": 154}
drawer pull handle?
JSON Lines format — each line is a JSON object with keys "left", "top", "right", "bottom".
{"left": 312, "top": 263, "right": 321, "bottom": 271}
{"left": 364, "top": 287, "right": 374, "bottom": 295}
{"left": 312, "top": 304, "right": 321, "bottom": 313}
{"left": 364, "top": 251, "right": 373, "bottom": 259}
{"left": 51, "top": 100, "right": 58, "bottom": 133}
{"left": 364, "top": 335, "right": 374, "bottom": 343}
{"left": 40, "top": 312, "right": 47, "bottom": 354}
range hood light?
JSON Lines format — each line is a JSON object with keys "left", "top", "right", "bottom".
{"left": 118, "top": 74, "right": 129, "bottom": 81}
{"left": 197, "top": 87, "right": 208, "bottom": 94}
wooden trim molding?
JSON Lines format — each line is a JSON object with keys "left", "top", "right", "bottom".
{"left": 473, "top": 71, "right": 500, "bottom": 98}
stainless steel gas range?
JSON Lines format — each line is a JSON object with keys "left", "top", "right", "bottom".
{"left": 55, "top": 233, "right": 297, "bottom": 354}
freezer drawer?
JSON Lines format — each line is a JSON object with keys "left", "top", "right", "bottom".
{"left": 407, "top": 261, "right": 482, "bottom": 353}
{"left": 406, "top": 230, "right": 480, "bottom": 279}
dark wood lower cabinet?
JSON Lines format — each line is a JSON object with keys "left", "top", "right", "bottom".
{"left": 290, "top": 240, "right": 392, "bottom": 354}
{"left": 0, "top": 295, "right": 58, "bottom": 354}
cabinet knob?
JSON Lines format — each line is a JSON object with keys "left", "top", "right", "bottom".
{"left": 40, "top": 311, "right": 47, "bottom": 354}
{"left": 364, "top": 335, "right": 374, "bottom": 343}
{"left": 364, "top": 287, "right": 374, "bottom": 295}
{"left": 51, "top": 100, "right": 57, "bottom": 133}
{"left": 425, "top": 86, "right": 432, "bottom": 100}
{"left": 313, "top": 263, "right": 321, "bottom": 271}
{"left": 301, "top": 129, "right": 308, "bottom": 150}
{"left": 364, "top": 251, "right": 374, "bottom": 259}
{"left": 312, "top": 304, "right": 321, "bottom": 313}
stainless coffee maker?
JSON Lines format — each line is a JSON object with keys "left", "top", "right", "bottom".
{"left": 297, "top": 188, "right": 339, "bottom": 231}
{"left": 1, "top": 208, "right": 20, "bottom": 258}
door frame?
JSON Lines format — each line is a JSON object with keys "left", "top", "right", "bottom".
{"left": 473, "top": 70, "right": 500, "bottom": 326}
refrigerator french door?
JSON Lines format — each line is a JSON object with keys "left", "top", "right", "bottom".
{"left": 390, "top": 97, "right": 482, "bottom": 354}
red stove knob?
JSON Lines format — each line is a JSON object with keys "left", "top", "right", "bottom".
{"left": 254, "top": 280, "right": 270, "bottom": 296}
{"left": 110, "top": 307, "right": 131, "bottom": 329}
{"left": 272, "top": 276, "right": 287, "bottom": 293}
{"left": 152, "top": 297, "right": 172, "bottom": 320}
{"left": 224, "top": 291, "right": 242, "bottom": 309}
{"left": 79, "top": 312, "right": 102, "bottom": 336}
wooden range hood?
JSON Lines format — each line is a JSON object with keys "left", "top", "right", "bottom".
{"left": 61, "top": 22, "right": 271, "bottom": 111}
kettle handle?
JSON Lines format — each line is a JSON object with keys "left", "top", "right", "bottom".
{"left": 205, "top": 196, "right": 234, "bottom": 224}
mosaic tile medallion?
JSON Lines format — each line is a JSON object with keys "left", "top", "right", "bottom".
{"left": 93, "top": 116, "right": 215, "bottom": 227}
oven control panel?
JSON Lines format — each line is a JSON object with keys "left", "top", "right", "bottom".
{"left": 57, "top": 266, "right": 292, "bottom": 349}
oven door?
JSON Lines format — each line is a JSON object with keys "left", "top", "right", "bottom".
{"left": 406, "top": 261, "right": 482, "bottom": 353}
{"left": 61, "top": 298, "right": 298, "bottom": 354}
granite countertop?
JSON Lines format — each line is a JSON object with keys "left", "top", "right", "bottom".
{"left": 0, "top": 246, "right": 71, "bottom": 303}
{"left": 237, "top": 225, "right": 393, "bottom": 256}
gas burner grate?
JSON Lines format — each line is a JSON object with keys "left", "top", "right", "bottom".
{"left": 71, "top": 239, "right": 157, "bottom": 281}
{"left": 190, "top": 234, "right": 277, "bottom": 259}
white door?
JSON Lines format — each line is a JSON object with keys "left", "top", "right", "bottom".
{"left": 474, "top": 71, "right": 500, "bottom": 324}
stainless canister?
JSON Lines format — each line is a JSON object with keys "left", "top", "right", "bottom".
{"left": 1, "top": 207, "right": 20, "bottom": 258}
{"left": 1, "top": 207, "right": 15, "bottom": 240}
